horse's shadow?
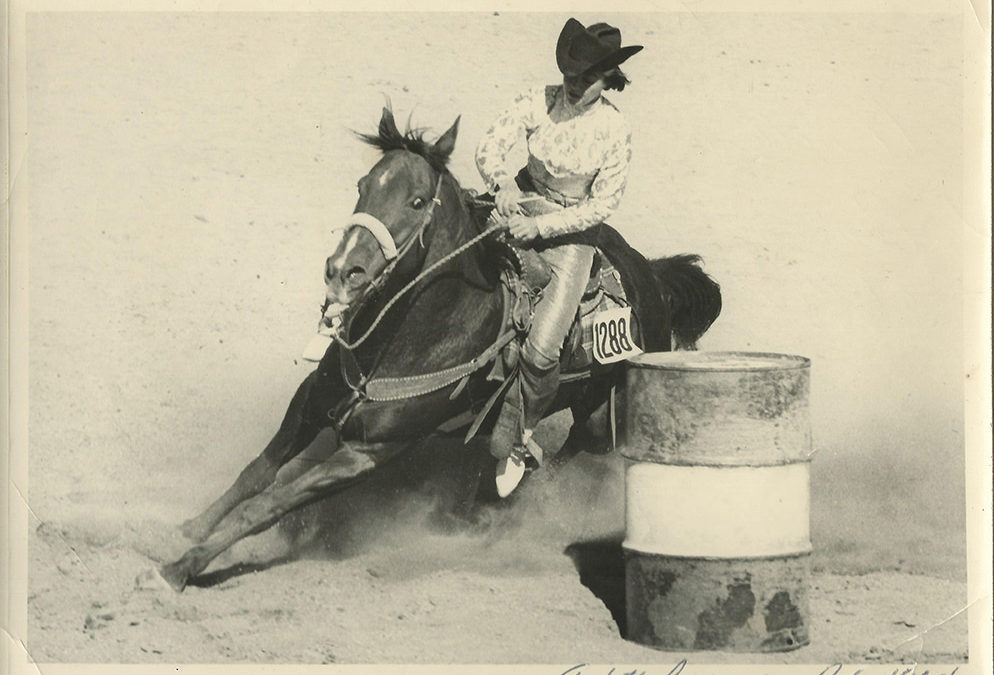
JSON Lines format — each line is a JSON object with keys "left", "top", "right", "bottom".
{"left": 187, "top": 557, "right": 296, "bottom": 589}
{"left": 564, "top": 537, "right": 628, "bottom": 637}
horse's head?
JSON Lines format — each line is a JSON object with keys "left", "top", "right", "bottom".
{"left": 323, "top": 107, "right": 459, "bottom": 323}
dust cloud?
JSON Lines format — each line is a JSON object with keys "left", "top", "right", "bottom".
{"left": 271, "top": 415, "right": 627, "bottom": 582}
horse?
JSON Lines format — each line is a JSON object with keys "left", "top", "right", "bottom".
{"left": 149, "top": 107, "right": 721, "bottom": 592}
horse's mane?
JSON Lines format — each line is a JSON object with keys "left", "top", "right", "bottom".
{"left": 357, "top": 110, "right": 452, "bottom": 174}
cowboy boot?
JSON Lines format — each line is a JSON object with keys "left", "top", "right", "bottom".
{"left": 518, "top": 356, "right": 560, "bottom": 432}
{"left": 492, "top": 377, "right": 528, "bottom": 498}
{"left": 492, "top": 358, "right": 560, "bottom": 497}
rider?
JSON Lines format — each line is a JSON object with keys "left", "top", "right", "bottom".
{"left": 475, "top": 18, "right": 643, "bottom": 497}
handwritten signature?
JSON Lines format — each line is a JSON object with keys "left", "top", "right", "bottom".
{"left": 559, "top": 663, "right": 957, "bottom": 675}
{"left": 560, "top": 661, "right": 686, "bottom": 675}
{"left": 819, "top": 666, "right": 960, "bottom": 675}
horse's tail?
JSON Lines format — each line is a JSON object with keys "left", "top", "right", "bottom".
{"left": 648, "top": 254, "right": 722, "bottom": 350}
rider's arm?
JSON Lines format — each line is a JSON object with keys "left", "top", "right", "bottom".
{"left": 532, "top": 119, "right": 633, "bottom": 239}
{"left": 475, "top": 86, "right": 544, "bottom": 193}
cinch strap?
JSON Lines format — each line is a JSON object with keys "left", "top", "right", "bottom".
{"left": 333, "top": 212, "right": 399, "bottom": 261}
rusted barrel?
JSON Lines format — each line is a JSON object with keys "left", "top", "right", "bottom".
{"left": 622, "top": 352, "right": 812, "bottom": 652}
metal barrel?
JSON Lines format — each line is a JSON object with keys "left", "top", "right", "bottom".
{"left": 621, "top": 351, "right": 812, "bottom": 652}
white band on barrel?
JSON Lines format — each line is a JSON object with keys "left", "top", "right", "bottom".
{"left": 333, "top": 212, "right": 398, "bottom": 261}
{"left": 624, "top": 462, "right": 811, "bottom": 558}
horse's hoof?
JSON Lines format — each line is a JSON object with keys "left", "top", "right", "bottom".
{"left": 564, "top": 426, "right": 611, "bottom": 455}
{"left": 134, "top": 565, "right": 186, "bottom": 593}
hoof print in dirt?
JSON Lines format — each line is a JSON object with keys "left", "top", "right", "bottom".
{"left": 83, "top": 610, "right": 118, "bottom": 631}
{"left": 56, "top": 553, "right": 85, "bottom": 577}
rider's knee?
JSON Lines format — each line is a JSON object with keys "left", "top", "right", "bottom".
{"left": 521, "top": 337, "right": 559, "bottom": 372}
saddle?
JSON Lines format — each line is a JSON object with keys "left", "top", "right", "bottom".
{"left": 465, "top": 191, "right": 645, "bottom": 377}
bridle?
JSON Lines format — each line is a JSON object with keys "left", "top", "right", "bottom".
{"left": 335, "top": 169, "right": 445, "bottom": 267}
{"left": 323, "top": 165, "right": 503, "bottom": 354}
{"left": 323, "top": 166, "right": 447, "bottom": 350}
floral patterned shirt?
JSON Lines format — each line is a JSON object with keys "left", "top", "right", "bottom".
{"left": 475, "top": 84, "right": 633, "bottom": 239}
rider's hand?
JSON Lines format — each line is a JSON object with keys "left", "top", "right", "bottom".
{"left": 495, "top": 182, "right": 524, "bottom": 218}
{"left": 507, "top": 214, "right": 541, "bottom": 243}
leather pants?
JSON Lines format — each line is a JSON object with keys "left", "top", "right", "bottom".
{"left": 490, "top": 243, "right": 596, "bottom": 459}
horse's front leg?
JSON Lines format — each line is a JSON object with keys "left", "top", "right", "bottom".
{"left": 179, "top": 371, "right": 326, "bottom": 543}
{"left": 155, "top": 439, "right": 408, "bottom": 592}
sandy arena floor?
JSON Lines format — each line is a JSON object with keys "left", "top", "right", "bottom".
{"left": 17, "top": 8, "right": 977, "bottom": 667}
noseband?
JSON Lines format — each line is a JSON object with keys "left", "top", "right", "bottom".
{"left": 340, "top": 212, "right": 401, "bottom": 261}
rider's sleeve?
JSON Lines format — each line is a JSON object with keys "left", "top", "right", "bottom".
{"left": 532, "top": 119, "right": 633, "bottom": 239}
{"left": 475, "top": 87, "right": 544, "bottom": 192}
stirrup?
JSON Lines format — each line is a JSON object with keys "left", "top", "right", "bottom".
{"left": 495, "top": 428, "right": 547, "bottom": 498}
{"left": 521, "top": 428, "right": 544, "bottom": 466}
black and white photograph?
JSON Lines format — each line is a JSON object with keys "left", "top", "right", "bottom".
{"left": 4, "top": 1, "right": 991, "bottom": 672}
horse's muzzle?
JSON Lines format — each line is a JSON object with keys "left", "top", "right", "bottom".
{"left": 322, "top": 301, "right": 348, "bottom": 326}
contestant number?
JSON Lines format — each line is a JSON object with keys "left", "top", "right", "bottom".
{"left": 592, "top": 307, "right": 642, "bottom": 365}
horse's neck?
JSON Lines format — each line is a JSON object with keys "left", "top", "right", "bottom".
{"left": 422, "top": 174, "right": 492, "bottom": 278}
{"left": 352, "top": 174, "right": 503, "bottom": 375}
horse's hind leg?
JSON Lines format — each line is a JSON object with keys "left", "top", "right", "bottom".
{"left": 158, "top": 439, "right": 408, "bottom": 592}
{"left": 555, "top": 380, "right": 614, "bottom": 467}
{"left": 180, "top": 371, "right": 325, "bottom": 543}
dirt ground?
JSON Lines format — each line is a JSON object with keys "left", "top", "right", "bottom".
{"left": 18, "top": 8, "right": 976, "bottom": 667}
{"left": 27, "top": 448, "right": 970, "bottom": 664}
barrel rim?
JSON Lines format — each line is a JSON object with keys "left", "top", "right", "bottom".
{"left": 620, "top": 548, "right": 814, "bottom": 561}
{"left": 618, "top": 455, "right": 814, "bottom": 466}
{"left": 628, "top": 350, "right": 811, "bottom": 372}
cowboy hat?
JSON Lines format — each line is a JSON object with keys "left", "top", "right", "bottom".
{"left": 556, "top": 18, "right": 643, "bottom": 77}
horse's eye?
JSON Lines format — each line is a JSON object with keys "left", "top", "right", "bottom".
{"left": 411, "top": 197, "right": 426, "bottom": 210}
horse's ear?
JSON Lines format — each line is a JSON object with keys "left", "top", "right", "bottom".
{"left": 434, "top": 116, "right": 460, "bottom": 159}
{"left": 379, "top": 106, "right": 401, "bottom": 139}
